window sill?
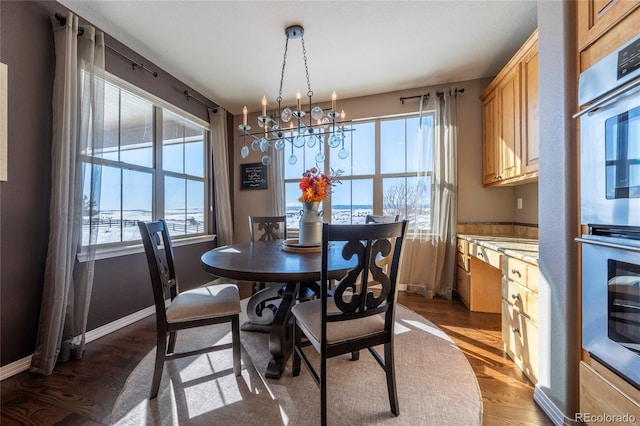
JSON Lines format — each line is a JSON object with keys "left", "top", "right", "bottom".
{"left": 77, "top": 234, "right": 217, "bottom": 262}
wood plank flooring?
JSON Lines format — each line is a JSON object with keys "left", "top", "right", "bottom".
{"left": 1, "top": 291, "right": 553, "bottom": 425}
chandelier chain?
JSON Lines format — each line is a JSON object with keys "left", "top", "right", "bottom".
{"left": 300, "top": 35, "right": 312, "bottom": 96}
{"left": 277, "top": 36, "right": 289, "bottom": 101}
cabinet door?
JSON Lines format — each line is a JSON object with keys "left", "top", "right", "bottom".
{"left": 521, "top": 44, "right": 539, "bottom": 174}
{"left": 482, "top": 92, "right": 500, "bottom": 185}
{"left": 497, "top": 64, "right": 521, "bottom": 181}
{"left": 578, "top": 0, "right": 640, "bottom": 51}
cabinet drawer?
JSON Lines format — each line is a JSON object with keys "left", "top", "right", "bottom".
{"left": 502, "top": 278, "right": 539, "bottom": 324}
{"left": 469, "top": 243, "right": 502, "bottom": 269}
{"left": 456, "top": 238, "right": 468, "bottom": 254}
{"left": 456, "top": 266, "right": 471, "bottom": 309}
{"left": 502, "top": 301, "right": 538, "bottom": 384}
{"left": 457, "top": 252, "right": 470, "bottom": 272}
{"left": 503, "top": 257, "right": 539, "bottom": 293}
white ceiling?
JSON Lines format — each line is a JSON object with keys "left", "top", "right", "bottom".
{"left": 58, "top": 1, "right": 538, "bottom": 115}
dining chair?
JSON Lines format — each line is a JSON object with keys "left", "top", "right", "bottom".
{"left": 292, "top": 221, "right": 408, "bottom": 425}
{"left": 364, "top": 214, "right": 400, "bottom": 296}
{"left": 365, "top": 214, "right": 400, "bottom": 223}
{"left": 138, "top": 219, "right": 241, "bottom": 399}
{"left": 248, "top": 215, "right": 287, "bottom": 242}
{"left": 248, "top": 215, "right": 288, "bottom": 291}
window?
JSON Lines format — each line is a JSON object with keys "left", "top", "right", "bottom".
{"left": 284, "top": 113, "right": 435, "bottom": 231}
{"left": 82, "top": 76, "right": 208, "bottom": 247}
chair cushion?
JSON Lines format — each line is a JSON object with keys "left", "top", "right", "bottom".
{"left": 291, "top": 298, "right": 385, "bottom": 348}
{"left": 166, "top": 283, "right": 241, "bottom": 323}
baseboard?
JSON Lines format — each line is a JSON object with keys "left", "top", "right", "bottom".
{"left": 0, "top": 356, "right": 32, "bottom": 381}
{"left": 84, "top": 306, "right": 155, "bottom": 343}
{"left": 534, "top": 386, "right": 580, "bottom": 426}
{"left": 0, "top": 306, "right": 155, "bottom": 381}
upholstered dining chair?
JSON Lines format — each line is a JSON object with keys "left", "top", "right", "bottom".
{"left": 292, "top": 221, "right": 408, "bottom": 426}
{"left": 365, "top": 214, "right": 400, "bottom": 223}
{"left": 138, "top": 219, "right": 241, "bottom": 399}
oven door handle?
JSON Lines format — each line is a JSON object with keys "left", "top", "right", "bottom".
{"left": 576, "top": 237, "right": 640, "bottom": 253}
{"left": 573, "top": 75, "right": 640, "bottom": 119}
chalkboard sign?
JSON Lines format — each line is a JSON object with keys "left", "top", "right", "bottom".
{"left": 240, "top": 163, "right": 268, "bottom": 190}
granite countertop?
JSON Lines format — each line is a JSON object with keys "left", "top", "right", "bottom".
{"left": 457, "top": 234, "right": 539, "bottom": 265}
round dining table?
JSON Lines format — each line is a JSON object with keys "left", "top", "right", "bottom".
{"left": 201, "top": 239, "right": 354, "bottom": 379}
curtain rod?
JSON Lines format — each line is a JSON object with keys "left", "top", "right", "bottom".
{"left": 54, "top": 13, "right": 158, "bottom": 77}
{"left": 184, "top": 90, "right": 218, "bottom": 113}
{"left": 399, "top": 87, "right": 465, "bottom": 104}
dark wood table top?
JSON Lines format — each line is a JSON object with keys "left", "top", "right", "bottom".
{"left": 201, "top": 240, "right": 354, "bottom": 282}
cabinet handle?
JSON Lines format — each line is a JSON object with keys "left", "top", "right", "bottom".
{"left": 511, "top": 293, "right": 520, "bottom": 300}
{"left": 512, "top": 327, "right": 520, "bottom": 334}
{"left": 511, "top": 268, "right": 521, "bottom": 277}
{"left": 494, "top": 175, "right": 502, "bottom": 180}
{"left": 478, "top": 253, "right": 484, "bottom": 257}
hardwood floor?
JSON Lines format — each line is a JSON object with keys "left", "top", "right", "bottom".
{"left": 1, "top": 291, "right": 553, "bottom": 425}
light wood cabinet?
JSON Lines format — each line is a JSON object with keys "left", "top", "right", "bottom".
{"left": 580, "top": 360, "right": 640, "bottom": 424}
{"left": 480, "top": 29, "right": 538, "bottom": 186}
{"left": 455, "top": 238, "right": 502, "bottom": 313}
{"left": 521, "top": 45, "right": 539, "bottom": 174}
{"left": 502, "top": 300, "right": 539, "bottom": 383}
{"left": 502, "top": 254, "right": 539, "bottom": 384}
{"left": 578, "top": 0, "right": 640, "bottom": 52}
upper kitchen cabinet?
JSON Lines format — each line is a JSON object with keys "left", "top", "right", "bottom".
{"left": 480, "top": 30, "right": 538, "bottom": 187}
{"left": 578, "top": 1, "right": 640, "bottom": 72}
{"left": 578, "top": 0, "right": 640, "bottom": 53}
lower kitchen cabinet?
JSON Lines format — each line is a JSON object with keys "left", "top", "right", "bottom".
{"left": 502, "top": 300, "right": 539, "bottom": 384}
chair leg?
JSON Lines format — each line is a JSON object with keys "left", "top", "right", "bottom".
{"left": 320, "top": 352, "right": 327, "bottom": 426}
{"left": 384, "top": 341, "right": 399, "bottom": 416}
{"left": 167, "top": 331, "right": 177, "bottom": 355}
{"left": 232, "top": 315, "right": 241, "bottom": 376}
{"left": 150, "top": 332, "right": 167, "bottom": 399}
{"left": 351, "top": 351, "right": 360, "bottom": 361}
{"left": 292, "top": 319, "right": 301, "bottom": 376}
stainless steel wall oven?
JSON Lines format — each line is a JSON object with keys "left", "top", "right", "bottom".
{"left": 576, "top": 34, "right": 640, "bottom": 390}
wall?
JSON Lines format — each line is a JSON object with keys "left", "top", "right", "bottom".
{"left": 514, "top": 182, "right": 539, "bottom": 224}
{"left": 0, "top": 1, "right": 222, "bottom": 368}
{"left": 534, "top": 0, "right": 579, "bottom": 422}
{"left": 231, "top": 77, "right": 532, "bottom": 243}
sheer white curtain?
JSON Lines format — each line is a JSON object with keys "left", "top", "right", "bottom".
{"left": 269, "top": 149, "right": 285, "bottom": 216}
{"left": 209, "top": 109, "right": 234, "bottom": 246}
{"left": 31, "top": 12, "right": 105, "bottom": 374}
{"left": 399, "top": 90, "right": 458, "bottom": 299}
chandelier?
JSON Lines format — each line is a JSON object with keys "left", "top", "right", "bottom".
{"left": 239, "top": 25, "right": 352, "bottom": 166}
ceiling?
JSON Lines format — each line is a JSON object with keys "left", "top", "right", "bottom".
{"left": 58, "top": 1, "right": 538, "bottom": 115}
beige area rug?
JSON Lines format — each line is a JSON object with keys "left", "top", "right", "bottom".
{"left": 110, "top": 302, "right": 482, "bottom": 425}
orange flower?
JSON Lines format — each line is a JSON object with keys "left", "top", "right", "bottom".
{"left": 298, "top": 168, "right": 343, "bottom": 202}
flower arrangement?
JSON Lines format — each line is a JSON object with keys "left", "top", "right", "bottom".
{"left": 298, "top": 167, "right": 343, "bottom": 202}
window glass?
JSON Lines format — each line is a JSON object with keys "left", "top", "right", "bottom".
{"left": 120, "top": 90, "right": 153, "bottom": 167}
{"left": 331, "top": 178, "right": 373, "bottom": 224}
{"left": 381, "top": 119, "right": 406, "bottom": 174}
{"left": 165, "top": 175, "right": 187, "bottom": 235}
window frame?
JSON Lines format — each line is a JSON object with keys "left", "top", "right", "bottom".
{"left": 78, "top": 73, "right": 214, "bottom": 260}
{"left": 284, "top": 111, "right": 435, "bottom": 232}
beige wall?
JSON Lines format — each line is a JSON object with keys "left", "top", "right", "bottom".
{"left": 514, "top": 182, "right": 539, "bottom": 224}
{"left": 232, "top": 77, "right": 538, "bottom": 242}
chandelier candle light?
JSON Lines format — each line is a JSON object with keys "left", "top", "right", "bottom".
{"left": 239, "top": 25, "right": 353, "bottom": 166}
